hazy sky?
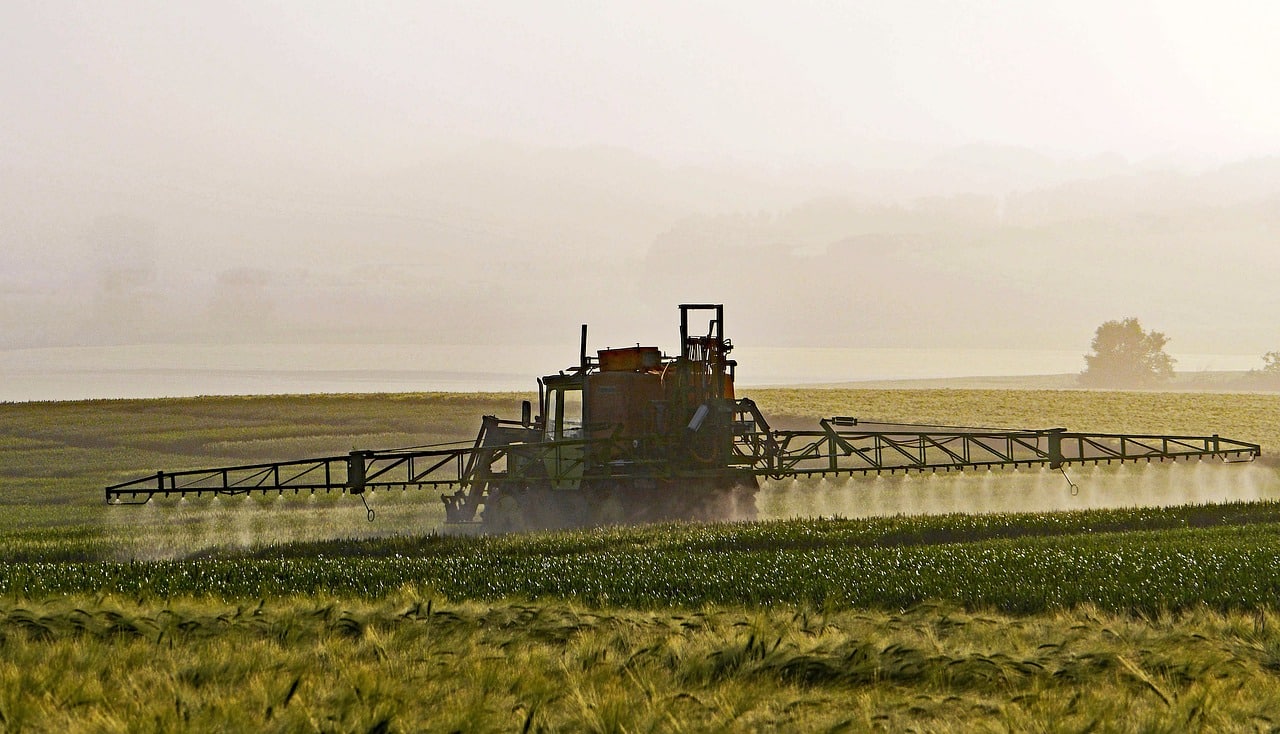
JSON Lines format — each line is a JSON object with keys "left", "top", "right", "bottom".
{"left": 6, "top": 0, "right": 1279, "bottom": 169}
{"left": 4, "top": 1, "right": 1280, "bottom": 366}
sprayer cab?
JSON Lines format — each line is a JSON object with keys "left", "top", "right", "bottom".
{"left": 541, "top": 305, "right": 735, "bottom": 441}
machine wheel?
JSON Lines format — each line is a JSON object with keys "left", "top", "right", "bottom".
{"left": 678, "top": 480, "right": 758, "bottom": 523}
{"left": 654, "top": 478, "right": 758, "bottom": 524}
{"left": 482, "top": 491, "right": 525, "bottom": 533}
{"left": 591, "top": 486, "right": 627, "bottom": 527}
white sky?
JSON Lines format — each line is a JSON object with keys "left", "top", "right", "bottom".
{"left": 5, "top": 0, "right": 1279, "bottom": 170}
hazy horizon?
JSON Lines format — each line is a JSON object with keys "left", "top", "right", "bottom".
{"left": 4, "top": 1, "right": 1279, "bottom": 381}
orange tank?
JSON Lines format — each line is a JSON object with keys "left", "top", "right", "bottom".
{"left": 598, "top": 346, "right": 662, "bottom": 372}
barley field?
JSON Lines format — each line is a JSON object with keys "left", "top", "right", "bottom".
{"left": 6, "top": 594, "right": 1280, "bottom": 732}
{"left": 3, "top": 389, "right": 1280, "bottom": 731}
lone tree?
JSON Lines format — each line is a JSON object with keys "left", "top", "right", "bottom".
{"left": 1079, "top": 318, "right": 1176, "bottom": 388}
{"left": 1242, "top": 351, "right": 1280, "bottom": 389}
{"left": 1261, "top": 351, "right": 1280, "bottom": 375}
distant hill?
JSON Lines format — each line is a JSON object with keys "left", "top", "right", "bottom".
{"left": 5, "top": 143, "right": 1278, "bottom": 356}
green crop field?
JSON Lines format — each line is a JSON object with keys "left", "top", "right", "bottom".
{"left": 4, "top": 389, "right": 1280, "bottom": 731}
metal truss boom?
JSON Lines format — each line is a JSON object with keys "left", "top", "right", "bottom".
{"left": 105, "top": 416, "right": 1261, "bottom": 505}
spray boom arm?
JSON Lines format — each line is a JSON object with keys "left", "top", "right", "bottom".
{"left": 752, "top": 417, "right": 1259, "bottom": 479}
{"left": 105, "top": 407, "right": 1261, "bottom": 515}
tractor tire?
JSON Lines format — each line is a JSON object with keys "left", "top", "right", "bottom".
{"left": 591, "top": 489, "right": 627, "bottom": 527}
{"left": 482, "top": 492, "right": 525, "bottom": 533}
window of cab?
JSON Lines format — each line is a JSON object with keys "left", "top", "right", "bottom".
{"left": 544, "top": 386, "right": 584, "bottom": 440}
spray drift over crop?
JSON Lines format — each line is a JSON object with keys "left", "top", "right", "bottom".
{"left": 97, "top": 459, "right": 1280, "bottom": 561}
{"left": 757, "top": 459, "right": 1280, "bottom": 521}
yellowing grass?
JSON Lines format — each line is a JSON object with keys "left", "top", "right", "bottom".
{"left": 3, "top": 594, "right": 1280, "bottom": 732}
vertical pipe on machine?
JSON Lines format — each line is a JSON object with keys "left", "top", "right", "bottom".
{"left": 680, "top": 306, "right": 689, "bottom": 359}
{"left": 1048, "top": 429, "right": 1065, "bottom": 470}
{"left": 347, "top": 451, "right": 367, "bottom": 495}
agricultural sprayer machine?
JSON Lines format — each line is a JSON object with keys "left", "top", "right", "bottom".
{"left": 106, "top": 304, "right": 1263, "bottom": 531}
